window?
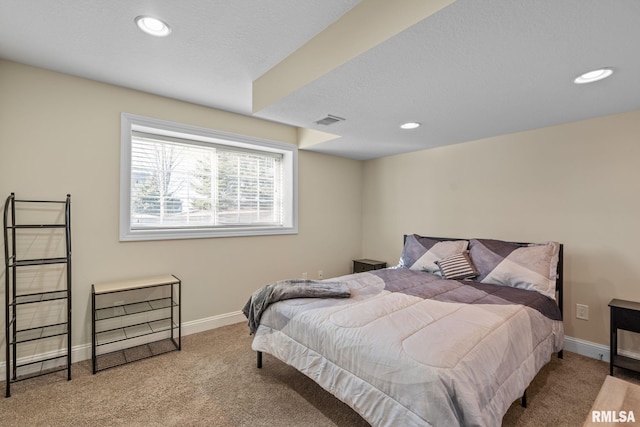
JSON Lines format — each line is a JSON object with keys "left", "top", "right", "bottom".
{"left": 120, "top": 113, "right": 297, "bottom": 240}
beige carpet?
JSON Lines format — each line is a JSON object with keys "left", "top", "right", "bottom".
{"left": 0, "top": 322, "right": 634, "bottom": 426}
{"left": 584, "top": 375, "right": 640, "bottom": 426}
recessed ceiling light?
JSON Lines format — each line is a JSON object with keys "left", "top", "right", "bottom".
{"left": 574, "top": 68, "right": 613, "bottom": 84}
{"left": 135, "top": 16, "right": 171, "bottom": 37}
{"left": 400, "top": 122, "right": 421, "bottom": 130}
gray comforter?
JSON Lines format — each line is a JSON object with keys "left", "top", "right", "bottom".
{"left": 242, "top": 279, "right": 350, "bottom": 334}
{"left": 251, "top": 268, "right": 564, "bottom": 426}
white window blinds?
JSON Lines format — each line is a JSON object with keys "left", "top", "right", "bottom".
{"left": 120, "top": 113, "right": 297, "bottom": 241}
{"left": 131, "top": 132, "right": 283, "bottom": 229}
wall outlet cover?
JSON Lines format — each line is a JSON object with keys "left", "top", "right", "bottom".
{"left": 576, "top": 304, "right": 589, "bottom": 320}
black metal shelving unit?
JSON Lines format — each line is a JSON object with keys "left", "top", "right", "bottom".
{"left": 91, "top": 275, "right": 181, "bottom": 373}
{"left": 3, "top": 193, "right": 72, "bottom": 397}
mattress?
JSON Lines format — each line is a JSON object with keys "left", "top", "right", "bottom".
{"left": 251, "top": 268, "right": 564, "bottom": 427}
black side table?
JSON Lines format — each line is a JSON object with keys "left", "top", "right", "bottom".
{"left": 353, "top": 259, "right": 387, "bottom": 273}
{"left": 609, "top": 298, "right": 640, "bottom": 376}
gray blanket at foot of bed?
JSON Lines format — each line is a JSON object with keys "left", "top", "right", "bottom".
{"left": 242, "top": 279, "right": 350, "bottom": 334}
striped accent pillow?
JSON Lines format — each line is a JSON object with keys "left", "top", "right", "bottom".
{"left": 435, "top": 251, "right": 479, "bottom": 280}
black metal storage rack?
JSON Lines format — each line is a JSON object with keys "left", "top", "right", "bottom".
{"left": 3, "top": 193, "right": 72, "bottom": 397}
{"left": 91, "top": 275, "right": 181, "bottom": 373}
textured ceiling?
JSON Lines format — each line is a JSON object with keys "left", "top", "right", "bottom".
{"left": 0, "top": 0, "right": 359, "bottom": 114}
{"left": 255, "top": 0, "right": 640, "bottom": 159}
{"left": 1, "top": 0, "right": 639, "bottom": 160}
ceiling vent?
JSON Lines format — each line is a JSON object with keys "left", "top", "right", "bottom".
{"left": 314, "top": 114, "right": 345, "bottom": 126}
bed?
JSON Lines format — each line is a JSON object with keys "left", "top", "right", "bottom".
{"left": 246, "top": 235, "right": 564, "bottom": 426}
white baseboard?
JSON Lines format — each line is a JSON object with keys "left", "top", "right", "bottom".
{"left": 564, "top": 335, "right": 640, "bottom": 365}
{"left": 564, "top": 336, "right": 609, "bottom": 362}
{"left": 181, "top": 310, "right": 245, "bottom": 336}
{"left": 0, "top": 323, "right": 620, "bottom": 379}
{"left": 0, "top": 310, "right": 246, "bottom": 378}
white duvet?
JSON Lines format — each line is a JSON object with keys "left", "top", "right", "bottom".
{"left": 251, "top": 270, "right": 564, "bottom": 427}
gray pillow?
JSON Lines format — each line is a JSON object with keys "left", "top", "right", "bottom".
{"left": 469, "top": 239, "right": 560, "bottom": 300}
{"left": 398, "top": 235, "right": 469, "bottom": 275}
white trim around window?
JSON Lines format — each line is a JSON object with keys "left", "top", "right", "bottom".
{"left": 120, "top": 113, "right": 298, "bottom": 241}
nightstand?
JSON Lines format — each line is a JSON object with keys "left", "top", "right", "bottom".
{"left": 609, "top": 298, "right": 640, "bottom": 376}
{"left": 353, "top": 259, "right": 387, "bottom": 273}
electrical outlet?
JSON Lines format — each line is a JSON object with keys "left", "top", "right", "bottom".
{"left": 301, "top": 272, "right": 308, "bottom": 280}
{"left": 318, "top": 270, "right": 323, "bottom": 279}
{"left": 576, "top": 304, "right": 589, "bottom": 320}
{"left": 114, "top": 301, "right": 125, "bottom": 316}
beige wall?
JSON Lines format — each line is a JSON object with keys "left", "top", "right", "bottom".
{"left": 3, "top": 57, "right": 639, "bottom": 361}
{"left": 362, "top": 110, "right": 640, "bottom": 348}
{"left": 0, "top": 60, "right": 363, "bottom": 358}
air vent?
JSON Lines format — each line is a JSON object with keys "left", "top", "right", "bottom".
{"left": 314, "top": 114, "right": 345, "bottom": 126}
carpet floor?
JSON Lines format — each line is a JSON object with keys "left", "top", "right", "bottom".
{"left": 0, "top": 322, "right": 636, "bottom": 426}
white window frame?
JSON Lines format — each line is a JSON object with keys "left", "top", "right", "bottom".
{"left": 120, "top": 113, "right": 298, "bottom": 241}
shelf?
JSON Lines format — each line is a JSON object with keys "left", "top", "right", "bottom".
{"left": 11, "top": 290, "right": 68, "bottom": 305}
{"left": 12, "top": 322, "right": 68, "bottom": 344}
{"left": 93, "top": 275, "right": 179, "bottom": 294}
{"left": 96, "top": 318, "right": 177, "bottom": 346}
{"left": 13, "top": 198, "right": 67, "bottom": 204}
{"left": 92, "top": 275, "right": 181, "bottom": 374}
{"left": 4, "top": 192, "right": 72, "bottom": 397}
{"left": 94, "top": 339, "right": 179, "bottom": 372}
{"left": 12, "top": 354, "right": 69, "bottom": 383}
{"left": 612, "top": 355, "right": 640, "bottom": 373}
{"left": 8, "top": 224, "right": 67, "bottom": 229}
{"left": 10, "top": 257, "right": 69, "bottom": 267}
{"left": 95, "top": 297, "right": 175, "bottom": 321}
